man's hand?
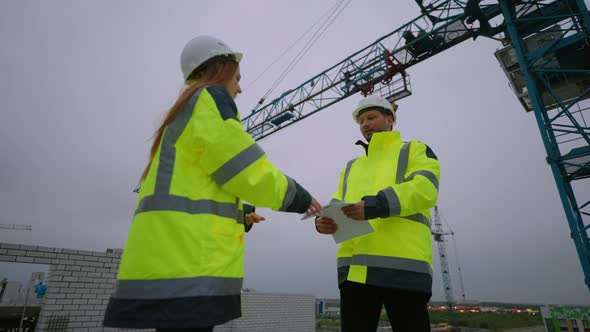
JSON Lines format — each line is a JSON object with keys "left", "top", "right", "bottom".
{"left": 341, "top": 201, "right": 366, "bottom": 220}
{"left": 316, "top": 217, "right": 337, "bottom": 234}
{"left": 245, "top": 212, "right": 265, "bottom": 226}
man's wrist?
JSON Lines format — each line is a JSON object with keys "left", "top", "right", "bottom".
{"left": 362, "top": 196, "right": 379, "bottom": 219}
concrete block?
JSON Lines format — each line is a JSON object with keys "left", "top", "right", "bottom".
{"left": 6, "top": 249, "right": 26, "bottom": 256}
{"left": 25, "top": 250, "right": 45, "bottom": 257}
{"left": 16, "top": 256, "right": 35, "bottom": 263}
{"left": 34, "top": 257, "right": 52, "bottom": 264}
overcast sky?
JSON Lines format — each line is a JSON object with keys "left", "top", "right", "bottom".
{"left": 1, "top": 0, "right": 589, "bottom": 306}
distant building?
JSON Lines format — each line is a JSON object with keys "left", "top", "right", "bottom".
{"left": 27, "top": 272, "right": 45, "bottom": 288}
{"left": 454, "top": 306, "right": 481, "bottom": 313}
{"left": 540, "top": 306, "right": 590, "bottom": 332}
{"left": 0, "top": 281, "right": 21, "bottom": 304}
{"left": 316, "top": 298, "right": 340, "bottom": 316}
{"left": 480, "top": 306, "right": 500, "bottom": 312}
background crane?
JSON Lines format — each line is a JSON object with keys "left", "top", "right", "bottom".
{"left": 449, "top": 225, "right": 466, "bottom": 305}
{"left": 433, "top": 206, "right": 457, "bottom": 310}
{"left": 432, "top": 206, "right": 457, "bottom": 331}
{"left": 241, "top": 0, "right": 590, "bottom": 292}
{"left": 432, "top": 206, "right": 467, "bottom": 331}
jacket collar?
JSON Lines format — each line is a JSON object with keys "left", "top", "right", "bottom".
{"left": 355, "top": 131, "right": 402, "bottom": 156}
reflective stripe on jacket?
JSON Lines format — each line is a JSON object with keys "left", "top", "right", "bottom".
{"left": 334, "top": 131, "right": 440, "bottom": 295}
{"left": 104, "top": 86, "right": 309, "bottom": 328}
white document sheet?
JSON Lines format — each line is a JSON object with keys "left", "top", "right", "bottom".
{"left": 304, "top": 202, "right": 374, "bottom": 243}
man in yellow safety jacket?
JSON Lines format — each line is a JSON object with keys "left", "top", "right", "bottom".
{"left": 316, "top": 95, "right": 440, "bottom": 332}
{"left": 103, "top": 35, "right": 321, "bottom": 331}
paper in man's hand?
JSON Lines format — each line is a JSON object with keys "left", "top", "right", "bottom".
{"left": 321, "top": 202, "right": 374, "bottom": 243}
{"left": 303, "top": 201, "right": 374, "bottom": 243}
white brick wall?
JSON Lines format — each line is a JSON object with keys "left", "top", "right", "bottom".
{"left": 0, "top": 243, "right": 123, "bottom": 331}
{"left": 0, "top": 243, "right": 315, "bottom": 332}
{"left": 216, "top": 292, "right": 315, "bottom": 332}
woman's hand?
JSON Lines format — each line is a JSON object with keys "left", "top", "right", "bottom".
{"left": 305, "top": 196, "right": 323, "bottom": 217}
{"left": 245, "top": 212, "right": 266, "bottom": 226}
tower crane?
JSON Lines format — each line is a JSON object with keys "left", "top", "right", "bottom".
{"left": 432, "top": 206, "right": 467, "bottom": 331}
{"left": 450, "top": 228, "right": 466, "bottom": 305}
{"left": 242, "top": 0, "right": 590, "bottom": 292}
{"left": 432, "top": 206, "right": 456, "bottom": 310}
{"left": 432, "top": 206, "right": 458, "bottom": 331}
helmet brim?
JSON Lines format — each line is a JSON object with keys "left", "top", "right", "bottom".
{"left": 232, "top": 52, "right": 243, "bottom": 63}
{"left": 352, "top": 105, "right": 396, "bottom": 123}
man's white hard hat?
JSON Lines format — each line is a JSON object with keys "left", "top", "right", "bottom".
{"left": 180, "top": 35, "right": 243, "bottom": 81}
{"left": 352, "top": 95, "right": 398, "bottom": 123}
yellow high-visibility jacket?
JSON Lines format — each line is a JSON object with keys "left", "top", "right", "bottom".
{"left": 104, "top": 86, "right": 311, "bottom": 328}
{"left": 333, "top": 131, "right": 440, "bottom": 295}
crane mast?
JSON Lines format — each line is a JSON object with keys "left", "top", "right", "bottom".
{"left": 497, "top": 0, "right": 590, "bottom": 291}
{"left": 432, "top": 206, "right": 455, "bottom": 310}
{"left": 451, "top": 231, "right": 467, "bottom": 304}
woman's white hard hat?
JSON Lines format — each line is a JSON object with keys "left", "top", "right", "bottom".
{"left": 180, "top": 35, "right": 243, "bottom": 81}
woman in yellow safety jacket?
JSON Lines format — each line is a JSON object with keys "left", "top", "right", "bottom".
{"left": 103, "top": 35, "right": 321, "bottom": 332}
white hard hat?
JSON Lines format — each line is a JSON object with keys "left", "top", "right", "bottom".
{"left": 180, "top": 35, "right": 243, "bottom": 81}
{"left": 352, "top": 95, "right": 398, "bottom": 123}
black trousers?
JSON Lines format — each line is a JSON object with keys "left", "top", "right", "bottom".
{"left": 156, "top": 328, "right": 213, "bottom": 332}
{"left": 339, "top": 281, "right": 431, "bottom": 332}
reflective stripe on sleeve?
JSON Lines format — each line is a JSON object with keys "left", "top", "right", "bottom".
{"left": 210, "top": 144, "right": 265, "bottom": 186}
